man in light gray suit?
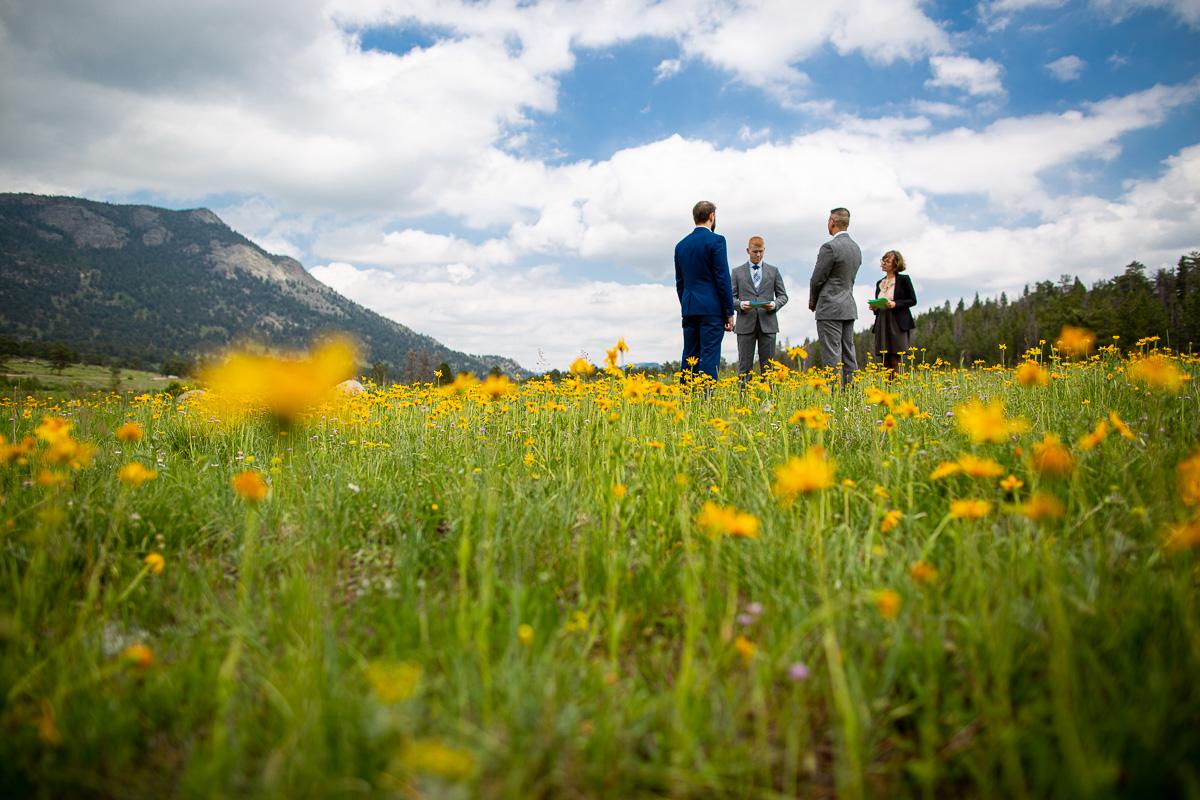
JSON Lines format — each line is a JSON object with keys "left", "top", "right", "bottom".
{"left": 808, "top": 207, "right": 862, "bottom": 387}
{"left": 731, "top": 235, "right": 788, "bottom": 381}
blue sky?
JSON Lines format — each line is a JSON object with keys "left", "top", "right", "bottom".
{"left": 1, "top": 0, "right": 1198, "bottom": 371}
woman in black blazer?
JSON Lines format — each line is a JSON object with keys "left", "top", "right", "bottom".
{"left": 870, "top": 250, "right": 916, "bottom": 376}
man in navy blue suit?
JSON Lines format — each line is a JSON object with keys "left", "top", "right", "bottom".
{"left": 675, "top": 200, "right": 735, "bottom": 385}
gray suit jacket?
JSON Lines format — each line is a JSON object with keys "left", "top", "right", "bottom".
{"left": 731, "top": 261, "right": 788, "bottom": 334}
{"left": 809, "top": 232, "right": 861, "bottom": 321}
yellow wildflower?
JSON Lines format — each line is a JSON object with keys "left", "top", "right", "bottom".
{"left": 479, "top": 374, "right": 512, "bottom": 399}
{"left": 565, "top": 610, "right": 589, "bottom": 633}
{"left": 42, "top": 438, "right": 95, "bottom": 469}
{"left": 569, "top": 357, "right": 595, "bottom": 376}
{"left": 895, "top": 399, "right": 920, "bottom": 417}
{"left": 880, "top": 510, "right": 903, "bottom": 533}
{"left": 518, "top": 624, "right": 534, "bottom": 646}
{"left": 144, "top": 553, "right": 165, "bottom": 575}
{"left": 1178, "top": 451, "right": 1200, "bottom": 506}
{"left": 877, "top": 414, "right": 897, "bottom": 433}
{"left": 771, "top": 447, "right": 836, "bottom": 504}
{"left": 734, "top": 635, "right": 756, "bottom": 664}
{"left": 118, "top": 462, "right": 157, "bottom": 487}
{"left": 787, "top": 345, "right": 807, "bottom": 360}
{"left": 999, "top": 474, "right": 1024, "bottom": 491}
{"left": 36, "top": 470, "right": 66, "bottom": 487}
{"left": 1163, "top": 514, "right": 1200, "bottom": 552}
{"left": 612, "top": 483, "right": 627, "bottom": 498}
{"left": 787, "top": 407, "right": 831, "bottom": 429}
{"left": 1055, "top": 325, "right": 1096, "bottom": 358}
{"left": 694, "top": 501, "right": 761, "bottom": 539}
{"left": 930, "top": 461, "right": 960, "bottom": 480}
{"left": 949, "top": 498, "right": 993, "bottom": 519}
{"left": 34, "top": 416, "right": 73, "bottom": 444}
{"left": 1128, "top": 355, "right": 1184, "bottom": 393}
{"left": 956, "top": 453, "right": 1005, "bottom": 479}
{"left": 120, "top": 643, "right": 155, "bottom": 671}
{"left": 399, "top": 738, "right": 477, "bottom": 780}
{"left": 366, "top": 660, "right": 422, "bottom": 703}
{"left": 202, "top": 337, "right": 358, "bottom": 423}
{"left": 1015, "top": 360, "right": 1050, "bottom": 387}
{"left": 955, "top": 399, "right": 1029, "bottom": 444}
{"left": 865, "top": 385, "right": 898, "bottom": 409}
{"left": 874, "top": 589, "right": 902, "bottom": 620}
{"left": 908, "top": 562, "right": 939, "bottom": 584}
{"left": 37, "top": 701, "right": 62, "bottom": 746}
{"left": 115, "top": 422, "right": 145, "bottom": 442}
{"left": 1108, "top": 411, "right": 1135, "bottom": 440}
{"left": 1077, "top": 420, "right": 1108, "bottom": 451}
{"left": 1030, "top": 434, "right": 1076, "bottom": 476}
{"left": 616, "top": 337, "right": 629, "bottom": 353}
{"left": 231, "top": 470, "right": 269, "bottom": 502}
{"left": 1016, "top": 493, "right": 1066, "bottom": 521}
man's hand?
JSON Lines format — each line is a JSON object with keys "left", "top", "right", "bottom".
{"left": 808, "top": 301, "right": 815, "bottom": 312}
{"left": 766, "top": 301, "right": 775, "bottom": 311}
{"left": 741, "top": 301, "right": 750, "bottom": 311}
{"left": 724, "top": 316, "right": 735, "bottom": 331}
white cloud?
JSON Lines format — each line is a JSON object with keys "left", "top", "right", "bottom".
{"left": 1091, "top": 0, "right": 1200, "bottom": 27}
{"left": 654, "top": 58, "right": 682, "bottom": 81}
{"left": 911, "top": 100, "right": 969, "bottom": 117}
{"left": 926, "top": 55, "right": 1005, "bottom": 96}
{"left": 981, "top": 0, "right": 1200, "bottom": 28}
{"left": 311, "top": 260, "right": 687, "bottom": 368}
{"left": 1046, "top": 54, "right": 1086, "bottom": 81}
{"left": 1, "top": 1, "right": 1197, "bottom": 371}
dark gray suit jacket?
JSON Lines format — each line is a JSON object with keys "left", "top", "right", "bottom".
{"left": 809, "top": 232, "right": 862, "bottom": 321}
{"left": 731, "top": 261, "right": 788, "bottom": 334}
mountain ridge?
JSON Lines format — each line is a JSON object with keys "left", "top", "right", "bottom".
{"left": 0, "top": 193, "right": 527, "bottom": 378}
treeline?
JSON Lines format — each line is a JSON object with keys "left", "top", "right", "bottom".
{"left": 827, "top": 252, "right": 1200, "bottom": 370}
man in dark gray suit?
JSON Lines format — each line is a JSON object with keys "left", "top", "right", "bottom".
{"left": 731, "top": 235, "right": 788, "bottom": 381}
{"left": 808, "top": 207, "right": 862, "bottom": 387}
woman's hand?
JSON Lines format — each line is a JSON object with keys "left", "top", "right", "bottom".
{"left": 887, "top": 300, "right": 896, "bottom": 309}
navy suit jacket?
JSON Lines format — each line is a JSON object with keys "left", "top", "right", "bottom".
{"left": 675, "top": 226, "right": 734, "bottom": 318}
{"left": 872, "top": 273, "right": 916, "bottom": 332}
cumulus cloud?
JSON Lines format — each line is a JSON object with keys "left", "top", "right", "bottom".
{"left": 654, "top": 58, "right": 682, "bottom": 81}
{"left": 310, "top": 260, "right": 689, "bottom": 368}
{"left": 981, "top": 0, "right": 1200, "bottom": 28}
{"left": 926, "top": 55, "right": 1006, "bottom": 96}
{"left": 911, "top": 100, "right": 969, "bottom": 117}
{"left": 1046, "top": 54, "right": 1085, "bottom": 81}
{"left": 0, "top": 0, "right": 1197, "bottom": 371}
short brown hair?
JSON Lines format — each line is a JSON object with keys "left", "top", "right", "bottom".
{"left": 829, "top": 207, "right": 850, "bottom": 230}
{"left": 748, "top": 236, "right": 764, "bottom": 247}
{"left": 884, "top": 250, "right": 907, "bottom": 272}
{"left": 693, "top": 201, "right": 716, "bottom": 225}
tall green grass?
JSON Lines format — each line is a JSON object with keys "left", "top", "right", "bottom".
{"left": 1, "top": 347, "right": 1198, "bottom": 798}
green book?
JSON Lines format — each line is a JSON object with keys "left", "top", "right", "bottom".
{"left": 868, "top": 297, "right": 889, "bottom": 309}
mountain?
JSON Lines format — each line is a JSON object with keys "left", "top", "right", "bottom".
{"left": 0, "top": 193, "right": 526, "bottom": 378}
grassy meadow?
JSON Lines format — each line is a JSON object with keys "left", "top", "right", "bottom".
{"left": 2, "top": 358, "right": 172, "bottom": 396}
{"left": 2, "top": 336, "right": 1199, "bottom": 799}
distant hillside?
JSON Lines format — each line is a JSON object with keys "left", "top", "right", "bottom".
{"left": 0, "top": 193, "right": 526, "bottom": 378}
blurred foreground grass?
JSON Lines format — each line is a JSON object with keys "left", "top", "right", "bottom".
{"left": 1, "top": 341, "right": 1199, "bottom": 799}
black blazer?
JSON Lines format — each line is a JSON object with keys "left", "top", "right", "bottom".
{"left": 872, "top": 273, "right": 916, "bottom": 332}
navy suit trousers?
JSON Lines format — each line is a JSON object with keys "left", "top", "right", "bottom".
{"left": 681, "top": 315, "right": 725, "bottom": 384}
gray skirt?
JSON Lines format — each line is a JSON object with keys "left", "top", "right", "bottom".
{"left": 873, "top": 309, "right": 910, "bottom": 362}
